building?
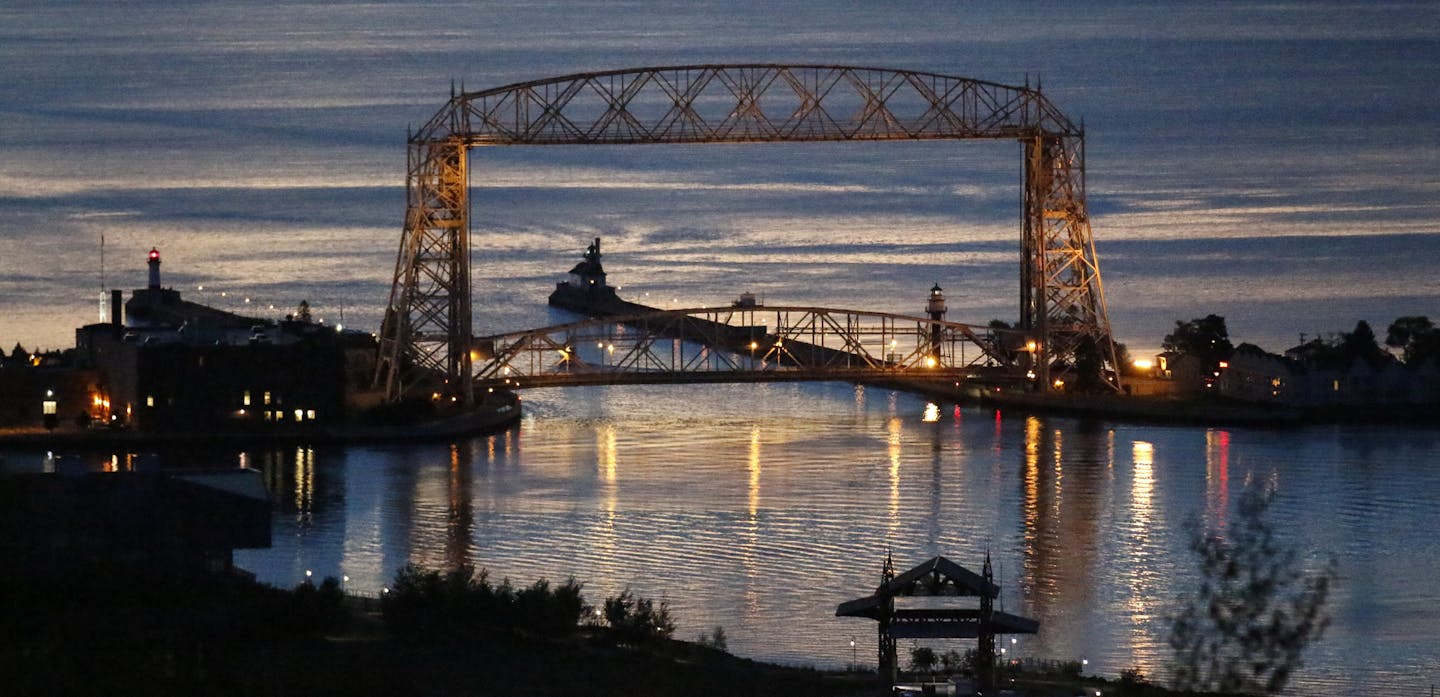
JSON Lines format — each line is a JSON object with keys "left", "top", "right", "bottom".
{"left": 1217, "top": 343, "right": 1296, "bottom": 404}
{"left": 1216, "top": 342, "right": 1440, "bottom": 409}
{"left": 0, "top": 468, "right": 270, "bottom": 579}
{"left": 5, "top": 248, "right": 377, "bottom": 433}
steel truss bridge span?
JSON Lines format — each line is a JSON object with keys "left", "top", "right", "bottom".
{"left": 376, "top": 64, "right": 1119, "bottom": 403}
{"left": 471, "top": 306, "right": 1021, "bottom": 391}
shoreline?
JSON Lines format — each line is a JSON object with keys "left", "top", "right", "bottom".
{"left": 0, "top": 393, "right": 523, "bottom": 452}
{"left": 893, "top": 378, "right": 1440, "bottom": 428}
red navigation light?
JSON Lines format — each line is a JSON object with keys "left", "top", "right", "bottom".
{"left": 148, "top": 248, "right": 160, "bottom": 261}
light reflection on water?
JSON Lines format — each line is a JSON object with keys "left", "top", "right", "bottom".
{"left": 179, "top": 383, "right": 1435, "bottom": 696}
{"left": 10, "top": 382, "right": 1436, "bottom": 695}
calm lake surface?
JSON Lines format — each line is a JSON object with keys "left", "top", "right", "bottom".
{"left": 19, "top": 383, "right": 1431, "bottom": 695}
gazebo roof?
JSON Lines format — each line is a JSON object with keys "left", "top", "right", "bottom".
{"left": 835, "top": 555, "right": 1038, "bottom": 636}
{"left": 836, "top": 555, "right": 995, "bottom": 618}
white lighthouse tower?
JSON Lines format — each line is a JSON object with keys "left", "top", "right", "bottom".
{"left": 926, "top": 283, "right": 947, "bottom": 365}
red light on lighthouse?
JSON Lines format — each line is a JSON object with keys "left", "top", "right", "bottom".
{"left": 149, "top": 248, "right": 160, "bottom": 261}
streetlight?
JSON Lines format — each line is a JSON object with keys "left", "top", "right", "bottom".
{"left": 849, "top": 636, "right": 856, "bottom": 670}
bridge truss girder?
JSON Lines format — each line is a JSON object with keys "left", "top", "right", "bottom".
{"left": 374, "top": 64, "right": 1119, "bottom": 402}
{"left": 471, "top": 306, "right": 1020, "bottom": 390}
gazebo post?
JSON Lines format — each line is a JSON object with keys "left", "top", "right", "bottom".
{"left": 977, "top": 552, "right": 997, "bottom": 692}
{"left": 879, "top": 551, "right": 898, "bottom": 681}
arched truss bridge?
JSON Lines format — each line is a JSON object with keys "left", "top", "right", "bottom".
{"left": 470, "top": 306, "right": 1032, "bottom": 390}
{"left": 375, "top": 64, "right": 1119, "bottom": 403}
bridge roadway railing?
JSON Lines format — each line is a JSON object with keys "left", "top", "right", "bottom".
{"left": 472, "top": 306, "right": 1021, "bottom": 389}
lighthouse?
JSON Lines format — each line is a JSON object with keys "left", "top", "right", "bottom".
{"left": 147, "top": 248, "right": 162, "bottom": 290}
{"left": 926, "top": 284, "right": 947, "bottom": 365}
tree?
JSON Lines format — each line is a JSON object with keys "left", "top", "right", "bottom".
{"left": 1169, "top": 485, "right": 1336, "bottom": 694}
{"left": 1071, "top": 335, "right": 1111, "bottom": 393}
{"left": 1385, "top": 316, "right": 1440, "bottom": 366}
{"left": 1338, "top": 319, "right": 1390, "bottom": 368}
{"left": 1162, "top": 314, "right": 1233, "bottom": 371}
{"left": 908, "top": 645, "right": 937, "bottom": 675}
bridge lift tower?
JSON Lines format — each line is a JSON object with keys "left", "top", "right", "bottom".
{"left": 374, "top": 64, "right": 1118, "bottom": 403}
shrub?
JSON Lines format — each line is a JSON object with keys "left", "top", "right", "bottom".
{"left": 1168, "top": 485, "right": 1336, "bottom": 695}
{"left": 697, "top": 625, "right": 728, "bottom": 652}
{"left": 603, "top": 588, "right": 675, "bottom": 643}
{"left": 382, "top": 563, "right": 588, "bottom": 641}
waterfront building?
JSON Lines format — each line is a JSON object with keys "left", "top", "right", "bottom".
{"left": 1217, "top": 343, "right": 1297, "bottom": 404}
{"left": 0, "top": 248, "right": 376, "bottom": 433}
{"left": 1217, "top": 342, "right": 1440, "bottom": 408}
{"left": 564, "top": 237, "right": 613, "bottom": 297}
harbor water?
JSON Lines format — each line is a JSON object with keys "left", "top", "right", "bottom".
{"left": 21, "top": 382, "right": 1422, "bottom": 695}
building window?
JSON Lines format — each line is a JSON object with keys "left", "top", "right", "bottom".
{"left": 294, "top": 409, "right": 303, "bottom": 422}
{"left": 242, "top": 390, "right": 251, "bottom": 406}
{"left": 145, "top": 395, "right": 155, "bottom": 407}
{"left": 264, "top": 410, "right": 273, "bottom": 422}
{"left": 263, "top": 391, "right": 272, "bottom": 405}
{"left": 306, "top": 409, "right": 316, "bottom": 420}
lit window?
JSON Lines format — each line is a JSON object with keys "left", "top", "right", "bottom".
{"left": 264, "top": 410, "right": 273, "bottom": 422}
{"left": 242, "top": 390, "right": 251, "bottom": 406}
{"left": 1333, "top": 380, "right": 1341, "bottom": 392}
{"left": 294, "top": 409, "right": 303, "bottom": 422}
{"left": 146, "top": 395, "right": 155, "bottom": 407}
{"left": 306, "top": 409, "right": 316, "bottom": 420}
{"left": 263, "top": 391, "right": 272, "bottom": 405}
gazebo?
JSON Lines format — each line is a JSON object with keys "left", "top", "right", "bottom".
{"left": 836, "top": 553, "right": 1039, "bottom": 688}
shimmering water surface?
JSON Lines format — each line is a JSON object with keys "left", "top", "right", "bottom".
{"left": 54, "top": 383, "right": 1405, "bottom": 695}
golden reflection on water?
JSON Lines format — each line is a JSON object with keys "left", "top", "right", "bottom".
{"left": 1132, "top": 441, "right": 1155, "bottom": 530}
{"left": 1205, "top": 429, "right": 1231, "bottom": 528}
{"left": 1126, "top": 440, "right": 1158, "bottom": 660}
{"left": 1018, "top": 417, "right": 1118, "bottom": 656}
{"left": 743, "top": 425, "right": 763, "bottom": 616}
{"left": 922, "top": 402, "right": 941, "bottom": 422}
{"left": 748, "top": 426, "right": 761, "bottom": 519}
{"left": 597, "top": 423, "right": 619, "bottom": 568}
{"left": 294, "top": 446, "right": 314, "bottom": 514}
{"left": 1021, "top": 416, "right": 1042, "bottom": 600}
{"left": 887, "top": 415, "right": 903, "bottom": 544}
{"left": 599, "top": 423, "right": 618, "bottom": 487}
{"left": 445, "top": 442, "right": 473, "bottom": 570}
